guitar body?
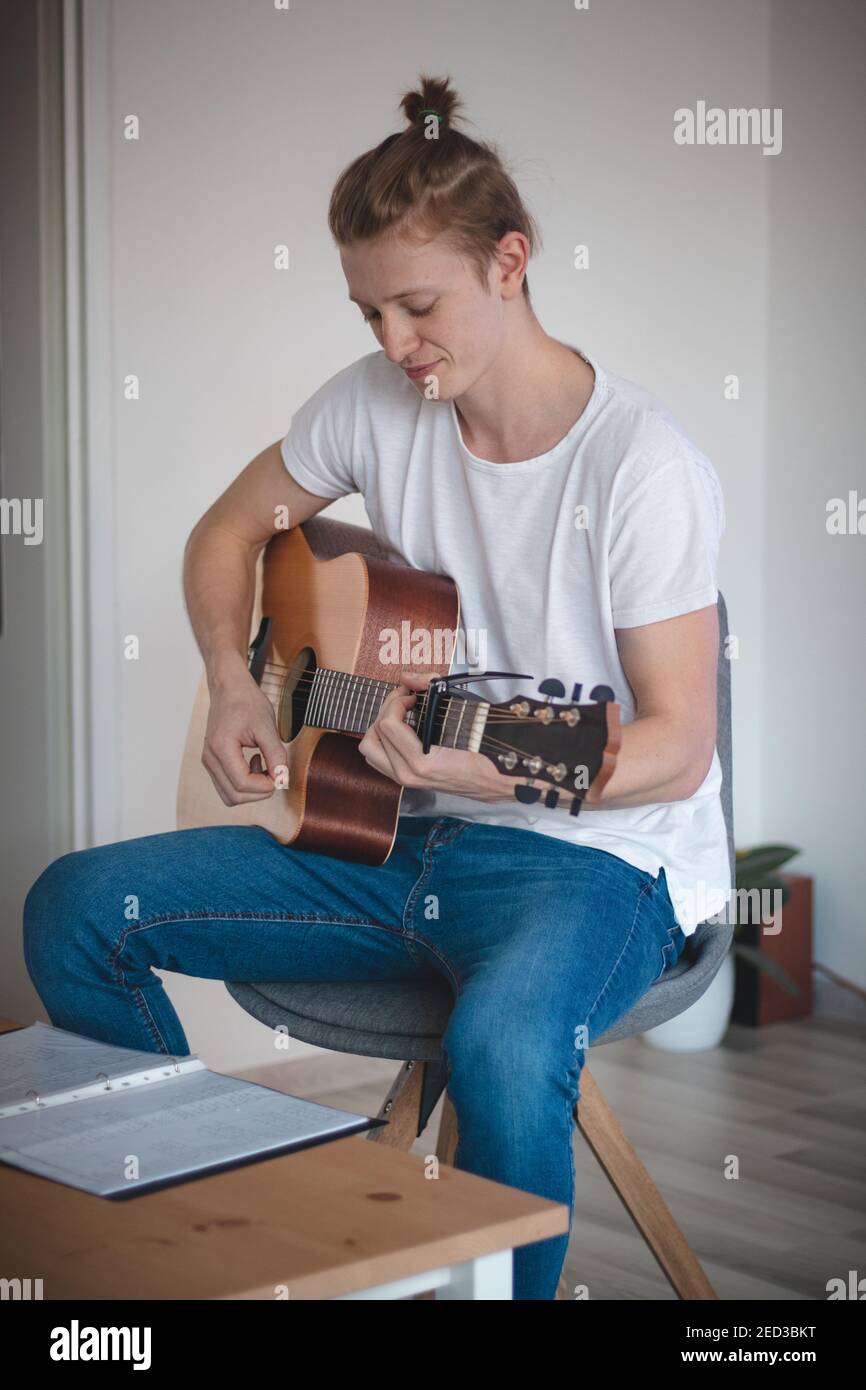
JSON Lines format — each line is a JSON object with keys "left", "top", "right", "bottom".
{"left": 177, "top": 522, "right": 460, "bottom": 864}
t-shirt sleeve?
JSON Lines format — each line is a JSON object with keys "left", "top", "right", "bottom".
{"left": 279, "top": 365, "right": 360, "bottom": 500}
{"left": 609, "top": 454, "right": 724, "bottom": 627}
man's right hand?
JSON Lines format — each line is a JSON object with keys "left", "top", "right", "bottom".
{"left": 201, "top": 666, "right": 289, "bottom": 807}
{"left": 183, "top": 439, "right": 333, "bottom": 807}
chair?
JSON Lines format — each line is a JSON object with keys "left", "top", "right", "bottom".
{"left": 225, "top": 516, "right": 734, "bottom": 1300}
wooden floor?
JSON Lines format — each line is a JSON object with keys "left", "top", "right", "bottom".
{"left": 234, "top": 973, "right": 866, "bottom": 1300}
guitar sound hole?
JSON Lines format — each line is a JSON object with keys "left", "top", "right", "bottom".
{"left": 276, "top": 646, "right": 317, "bottom": 742}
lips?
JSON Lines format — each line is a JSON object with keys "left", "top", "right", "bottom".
{"left": 404, "top": 359, "right": 442, "bottom": 377}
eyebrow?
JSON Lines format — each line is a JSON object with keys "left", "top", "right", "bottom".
{"left": 348, "top": 288, "right": 435, "bottom": 305}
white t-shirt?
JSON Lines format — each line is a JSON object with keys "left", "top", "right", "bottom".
{"left": 280, "top": 345, "right": 731, "bottom": 934}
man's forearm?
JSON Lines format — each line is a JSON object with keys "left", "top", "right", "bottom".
{"left": 479, "top": 713, "right": 712, "bottom": 811}
{"left": 182, "top": 521, "right": 260, "bottom": 687}
{"left": 461, "top": 711, "right": 711, "bottom": 811}
{"left": 582, "top": 714, "right": 713, "bottom": 809}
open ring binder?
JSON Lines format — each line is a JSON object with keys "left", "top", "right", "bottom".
{"left": 1, "top": 1021, "right": 386, "bottom": 1198}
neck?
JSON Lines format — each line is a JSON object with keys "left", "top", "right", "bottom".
{"left": 452, "top": 314, "right": 595, "bottom": 463}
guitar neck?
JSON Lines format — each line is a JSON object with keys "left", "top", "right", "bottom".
{"left": 255, "top": 655, "right": 618, "bottom": 811}
{"left": 294, "top": 667, "right": 488, "bottom": 752}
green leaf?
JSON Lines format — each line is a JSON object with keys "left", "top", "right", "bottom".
{"left": 733, "top": 874, "right": 791, "bottom": 909}
{"left": 733, "top": 942, "right": 801, "bottom": 995}
{"left": 734, "top": 844, "right": 800, "bottom": 879}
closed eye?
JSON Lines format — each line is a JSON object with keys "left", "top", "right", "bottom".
{"left": 362, "top": 303, "right": 436, "bottom": 323}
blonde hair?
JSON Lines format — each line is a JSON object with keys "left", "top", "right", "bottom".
{"left": 328, "top": 74, "right": 541, "bottom": 300}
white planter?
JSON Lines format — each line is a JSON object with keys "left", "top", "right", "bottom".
{"left": 641, "top": 950, "right": 735, "bottom": 1052}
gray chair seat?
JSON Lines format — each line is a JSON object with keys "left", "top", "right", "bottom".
{"left": 225, "top": 916, "right": 727, "bottom": 1062}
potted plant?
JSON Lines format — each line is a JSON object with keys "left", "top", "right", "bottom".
{"left": 642, "top": 843, "right": 803, "bottom": 1052}
{"left": 731, "top": 844, "right": 811, "bottom": 1025}
{"left": 730, "top": 844, "right": 802, "bottom": 998}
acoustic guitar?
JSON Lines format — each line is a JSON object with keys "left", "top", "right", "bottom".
{"left": 176, "top": 521, "right": 621, "bottom": 864}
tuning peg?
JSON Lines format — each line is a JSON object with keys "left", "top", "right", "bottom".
{"left": 538, "top": 677, "right": 565, "bottom": 700}
{"left": 514, "top": 784, "right": 542, "bottom": 804}
{"left": 568, "top": 797, "right": 583, "bottom": 818}
{"left": 570, "top": 682, "right": 583, "bottom": 702}
{"left": 590, "top": 683, "right": 615, "bottom": 703}
{"left": 544, "top": 789, "right": 560, "bottom": 808}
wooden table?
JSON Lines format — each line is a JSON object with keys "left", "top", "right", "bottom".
{"left": 0, "top": 1019, "right": 568, "bottom": 1300}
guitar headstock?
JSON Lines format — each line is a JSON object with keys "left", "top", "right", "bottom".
{"left": 426, "top": 674, "right": 621, "bottom": 817}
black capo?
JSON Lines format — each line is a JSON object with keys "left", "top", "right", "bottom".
{"left": 418, "top": 670, "right": 533, "bottom": 754}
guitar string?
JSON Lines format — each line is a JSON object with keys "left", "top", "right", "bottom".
{"left": 254, "top": 675, "right": 586, "bottom": 739}
{"left": 254, "top": 685, "right": 586, "bottom": 772}
{"left": 258, "top": 663, "right": 516, "bottom": 700}
{"left": 256, "top": 667, "right": 581, "bottom": 724}
{"left": 250, "top": 718, "right": 578, "bottom": 789}
{"left": 259, "top": 658, "right": 561, "bottom": 706}
{"left": 247, "top": 736, "right": 580, "bottom": 802}
{"left": 254, "top": 663, "right": 600, "bottom": 765}
{"left": 256, "top": 680, "right": 573, "bottom": 734}
{"left": 257, "top": 680, "right": 561, "bottom": 724}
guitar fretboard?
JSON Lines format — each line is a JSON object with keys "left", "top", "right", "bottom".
{"left": 303, "top": 667, "right": 489, "bottom": 751}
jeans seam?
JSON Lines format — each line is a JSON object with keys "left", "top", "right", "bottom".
{"left": 402, "top": 836, "right": 435, "bottom": 931}
{"left": 403, "top": 931, "right": 462, "bottom": 997}
{"left": 107, "top": 912, "right": 412, "bottom": 1057}
{"left": 582, "top": 879, "right": 656, "bottom": 1042}
{"left": 400, "top": 823, "right": 464, "bottom": 995}
{"left": 433, "top": 817, "right": 472, "bottom": 847}
{"left": 646, "top": 866, "right": 682, "bottom": 982}
{"left": 651, "top": 922, "right": 682, "bottom": 985}
{"left": 132, "top": 985, "right": 173, "bottom": 1053}
{"left": 114, "top": 909, "right": 403, "bottom": 926}
{"left": 107, "top": 913, "right": 409, "bottom": 986}
{"left": 566, "top": 1084, "right": 577, "bottom": 1263}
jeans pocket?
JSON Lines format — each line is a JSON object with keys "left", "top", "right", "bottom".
{"left": 652, "top": 923, "right": 686, "bottom": 984}
{"left": 652, "top": 927, "right": 675, "bottom": 985}
{"left": 650, "top": 869, "right": 683, "bottom": 984}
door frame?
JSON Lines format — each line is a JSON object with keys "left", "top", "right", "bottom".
{"left": 62, "top": 0, "right": 119, "bottom": 846}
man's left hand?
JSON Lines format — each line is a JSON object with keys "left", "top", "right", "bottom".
{"left": 357, "top": 670, "right": 522, "bottom": 804}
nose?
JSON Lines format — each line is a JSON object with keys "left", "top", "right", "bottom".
{"left": 380, "top": 314, "right": 423, "bottom": 366}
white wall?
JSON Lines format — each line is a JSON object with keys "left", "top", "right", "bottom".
{"left": 17, "top": 0, "right": 861, "bottom": 1066}
{"left": 762, "top": 2, "right": 866, "bottom": 991}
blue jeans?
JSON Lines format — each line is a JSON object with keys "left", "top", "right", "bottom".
{"left": 22, "top": 814, "right": 685, "bottom": 1300}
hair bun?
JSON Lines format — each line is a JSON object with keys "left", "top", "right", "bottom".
{"left": 329, "top": 72, "right": 540, "bottom": 306}
{"left": 399, "top": 74, "right": 463, "bottom": 131}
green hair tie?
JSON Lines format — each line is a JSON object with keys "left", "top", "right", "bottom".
{"left": 419, "top": 108, "right": 443, "bottom": 123}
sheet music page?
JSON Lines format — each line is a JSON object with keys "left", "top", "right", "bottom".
{"left": 0, "top": 1021, "right": 198, "bottom": 1107}
{"left": 0, "top": 1064, "right": 376, "bottom": 1197}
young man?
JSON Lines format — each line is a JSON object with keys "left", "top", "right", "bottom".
{"left": 24, "top": 77, "right": 729, "bottom": 1299}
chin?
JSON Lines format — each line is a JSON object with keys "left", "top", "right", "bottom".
{"left": 409, "top": 370, "right": 454, "bottom": 402}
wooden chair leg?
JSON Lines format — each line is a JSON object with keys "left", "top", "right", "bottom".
{"left": 368, "top": 1064, "right": 714, "bottom": 1299}
{"left": 368, "top": 1061, "right": 458, "bottom": 1161}
{"left": 367, "top": 1059, "right": 425, "bottom": 1150}
{"left": 435, "top": 1091, "right": 459, "bottom": 1165}
{"left": 574, "top": 1065, "right": 718, "bottom": 1300}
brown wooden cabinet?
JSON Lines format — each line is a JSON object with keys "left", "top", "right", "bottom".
{"left": 731, "top": 873, "right": 813, "bottom": 1025}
